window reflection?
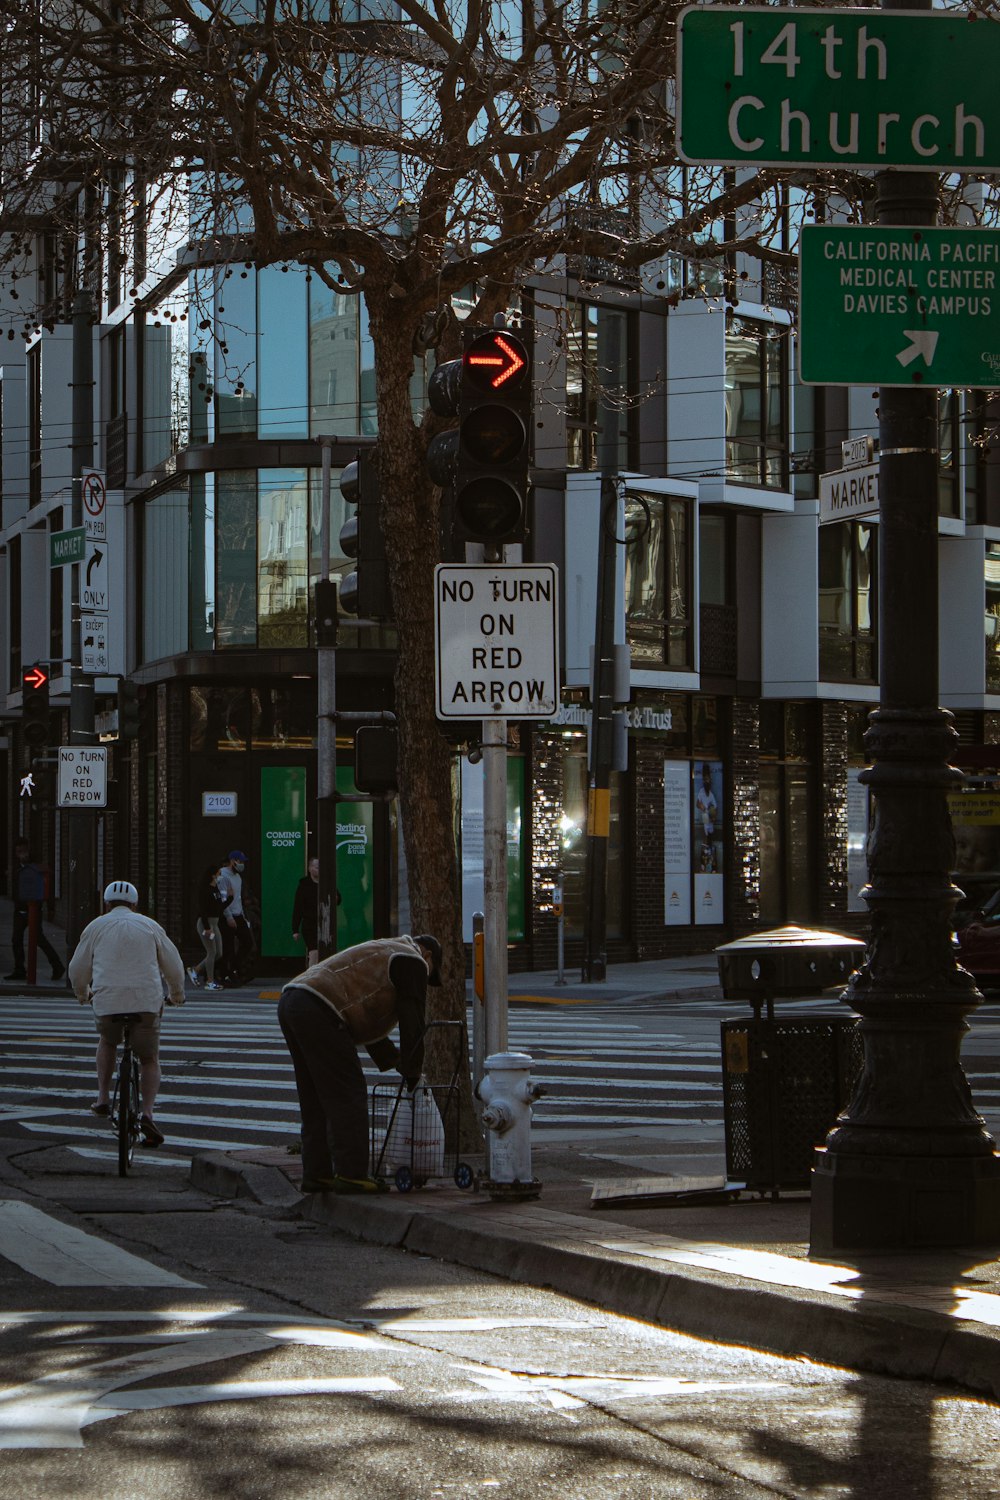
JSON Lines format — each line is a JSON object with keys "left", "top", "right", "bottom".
{"left": 818, "top": 520, "right": 876, "bottom": 682}
{"left": 725, "top": 315, "right": 789, "bottom": 488}
{"left": 624, "top": 491, "right": 692, "bottom": 668}
{"left": 258, "top": 470, "right": 309, "bottom": 646}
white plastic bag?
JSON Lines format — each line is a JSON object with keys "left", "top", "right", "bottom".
{"left": 381, "top": 1079, "right": 446, "bottom": 1178}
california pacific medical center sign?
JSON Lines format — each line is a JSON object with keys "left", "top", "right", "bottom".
{"left": 676, "top": 7, "right": 1000, "bottom": 173}
{"left": 800, "top": 226, "right": 1000, "bottom": 388}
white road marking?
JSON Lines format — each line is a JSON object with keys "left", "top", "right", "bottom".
{"left": 0, "top": 1201, "right": 200, "bottom": 1288}
{"left": 83, "top": 1376, "right": 401, "bottom": 1422}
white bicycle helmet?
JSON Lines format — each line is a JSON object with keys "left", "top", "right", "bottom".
{"left": 104, "top": 879, "right": 139, "bottom": 905}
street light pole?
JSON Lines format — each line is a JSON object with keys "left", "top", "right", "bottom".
{"left": 315, "top": 437, "right": 338, "bottom": 961}
{"left": 67, "top": 288, "right": 97, "bottom": 952}
{"left": 811, "top": 0, "right": 1000, "bottom": 1252}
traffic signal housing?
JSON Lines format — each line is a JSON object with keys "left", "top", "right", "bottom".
{"left": 427, "top": 325, "right": 532, "bottom": 558}
{"left": 118, "top": 677, "right": 140, "bottom": 740}
{"left": 22, "top": 663, "right": 50, "bottom": 749}
{"left": 338, "top": 450, "right": 391, "bottom": 618}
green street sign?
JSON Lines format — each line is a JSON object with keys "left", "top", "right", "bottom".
{"left": 799, "top": 226, "right": 1000, "bottom": 389}
{"left": 50, "top": 527, "right": 85, "bottom": 567}
{"left": 677, "top": 7, "right": 1000, "bottom": 171}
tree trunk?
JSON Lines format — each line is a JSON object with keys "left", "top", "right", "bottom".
{"left": 368, "top": 298, "right": 482, "bottom": 1151}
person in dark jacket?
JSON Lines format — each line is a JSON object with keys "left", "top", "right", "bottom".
{"left": 187, "top": 864, "right": 229, "bottom": 990}
{"left": 277, "top": 934, "right": 441, "bottom": 1195}
{"left": 5, "top": 840, "right": 63, "bottom": 983}
{"left": 291, "top": 857, "right": 320, "bottom": 967}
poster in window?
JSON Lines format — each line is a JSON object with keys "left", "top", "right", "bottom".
{"left": 693, "top": 759, "right": 724, "bottom": 926}
{"left": 663, "top": 761, "right": 691, "bottom": 925}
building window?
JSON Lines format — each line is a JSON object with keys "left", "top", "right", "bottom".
{"left": 49, "top": 508, "right": 63, "bottom": 669}
{"left": 987, "top": 545, "right": 1000, "bottom": 695}
{"left": 759, "top": 701, "right": 816, "bottom": 928}
{"left": 819, "top": 520, "right": 876, "bottom": 682}
{"left": 725, "top": 314, "right": 789, "bottom": 488}
{"left": 565, "top": 301, "right": 632, "bottom": 471}
{"left": 8, "top": 535, "right": 20, "bottom": 688}
{"left": 624, "top": 489, "right": 693, "bottom": 669}
{"left": 258, "top": 470, "right": 309, "bottom": 646}
{"left": 939, "top": 388, "right": 960, "bottom": 519}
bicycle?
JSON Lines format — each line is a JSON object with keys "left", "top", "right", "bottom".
{"left": 108, "top": 1013, "right": 142, "bottom": 1176}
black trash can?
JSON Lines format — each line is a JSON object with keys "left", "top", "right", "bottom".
{"left": 715, "top": 927, "right": 866, "bottom": 1195}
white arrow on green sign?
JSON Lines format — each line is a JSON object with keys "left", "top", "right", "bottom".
{"left": 799, "top": 226, "right": 1000, "bottom": 388}
{"left": 50, "top": 527, "right": 85, "bottom": 567}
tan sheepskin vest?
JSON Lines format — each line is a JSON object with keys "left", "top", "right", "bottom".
{"left": 293, "top": 936, "right": 425, "bottom": 1044}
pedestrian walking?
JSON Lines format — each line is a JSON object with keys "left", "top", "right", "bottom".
{"left": 277, "top": 934, "right": 442, "bottom": 1194}
{"left": 217, "top": 849, "right": 255, "bottom": 985}
{"left": 5, "top": 839, "right": 63, "bottom": 983}
{"left": 187, "top": 863, "right": 228, "bottom": 990}
{"left": 291, "top": 856, "right": 320, "bottom": 967}
{"left": 68, "top": 879, "right": 185, "bottom": 1146}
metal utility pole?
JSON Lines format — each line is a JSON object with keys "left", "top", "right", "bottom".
{"left": 581, "top": 476, "right": 620, "bottom": 983}
{"left": 811, "top": 0, "right": 1000, "bottom": 1252}
{"left": 315, "top": 437, "right": 339, "bottom": 961}
{"left": 67, "top": 288, "right": 97, "bottom": 951}
{"left": 482, "top": 716, "right": 509, "bottom": 1058}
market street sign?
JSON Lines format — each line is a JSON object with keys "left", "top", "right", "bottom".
{"left": 799, "top": 225, "right": 1000, "bottom": 388}
{"left": 50, "top": 528, "right": 85, "bottom": 567}
{"left": 434, "top": 564, "right": 559, "bottom": 720}
{"left": 57, "top": 746, "right": 107, "bottom": 808}
{"left": 676, "top": 7, "right": 1000, "bottom": 172}
{"left": 820, "top": 462, "right": 880, "bottom": 525}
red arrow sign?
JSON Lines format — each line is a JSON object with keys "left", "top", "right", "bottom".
{"left": 466, "top": 333, "right": 527, "bottom": 390}
{"left": 23, "top": 666, "right": 48, "bottom": 691}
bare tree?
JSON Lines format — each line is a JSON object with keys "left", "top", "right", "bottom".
{"left": 7, "top": 0, "right": 985, "bottom": 1058}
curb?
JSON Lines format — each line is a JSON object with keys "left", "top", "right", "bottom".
{"left": 189, "top": 1152, "right": 1000, "bottom": 1401}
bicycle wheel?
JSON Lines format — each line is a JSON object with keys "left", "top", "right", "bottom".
{"left": 117, "top": 1047, "right": 139, "bottom": 1176}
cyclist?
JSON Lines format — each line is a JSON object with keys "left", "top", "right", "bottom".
{"left": 68, "top": 880, "right": 185, "bottom": 1147}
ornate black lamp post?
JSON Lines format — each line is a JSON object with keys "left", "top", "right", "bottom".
{"left": 811, "top": 7, "right": 1000, "bottom": 1251}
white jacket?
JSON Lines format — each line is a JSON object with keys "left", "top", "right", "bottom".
{"left": 68, "top": 906, "right": 186, "bottom": 1017}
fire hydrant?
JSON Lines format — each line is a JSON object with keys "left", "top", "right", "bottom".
{"left": 478, "top": 1052, "right": 543, "bottom": 1201}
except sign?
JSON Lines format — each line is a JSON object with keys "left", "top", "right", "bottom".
{"left": 677, "top": 7, "right": 1000, "bottom": 172}
{"left": 434, "top": 564, "right": 559, "bottom": 720}
{"left": 50, "top": 528, "right": 85, "bottom": 567}
{"left": 800, "top": 226, "right": 1000, "bottom": 388}
{"left": 80, "top": 614, "right": 109, "bottom": 674}
{"left": 57, "top": 746, "right": 107, "bottom": 808}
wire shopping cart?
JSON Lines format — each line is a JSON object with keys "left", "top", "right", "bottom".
{"left": 370, "top": 1020, "right": 475, "bottom": 1193}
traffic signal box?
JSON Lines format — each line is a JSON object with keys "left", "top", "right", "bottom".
{"left": 427, "top": 326, "right": 532, "bottom": 558}
{"left": 338, "top": 451, "right": 392, "bottom": 619}
{"left": 118, "top": 677, "right": 140, "bottom": 740}
{"left": 22, "top": 663, "right": 50, "bottom": 749}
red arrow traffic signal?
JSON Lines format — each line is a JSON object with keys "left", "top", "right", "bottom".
{"left": 464, "top": 331, "right": 529, "bottom": 392}
{"left": 23, "top": 666, "right": 48, "bottom": 691}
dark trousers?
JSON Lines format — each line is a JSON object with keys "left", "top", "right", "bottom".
{"left": 277, "top": 986, "right": 369, "bottom": 1181}
{"left": 220, "top": 914, "right": 254, "bottom": 982}
{"left": 11, "top": 907, "right": 61, "bottom": 976}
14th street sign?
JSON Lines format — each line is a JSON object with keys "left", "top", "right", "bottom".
{"left": 677, "top": 7, "right": 1000, "bottom": 172}
{"left": 800, "top": 225, "right": 1000, "bottom": 387}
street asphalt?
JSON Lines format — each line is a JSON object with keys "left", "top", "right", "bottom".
{"left": 9, "top": 895, "right": 1000, "bottom": 1407}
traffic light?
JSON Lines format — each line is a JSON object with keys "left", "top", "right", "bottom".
{"left": 354, "top": 725, "right": 398, "bottom": 794}
{"left": 21, "top": 663, "right": 50, "bottom": 749}
{"left": 314, "top": 577, "right": 338, "bottom": 647}
{"left": 338, "top": 450, "right": 391, "bottom": 618}
{"left": 427, "top": 325, "right": 532, "bottom": 558}
{"left": 118, "top": 677, "right": 140, "bottom": 740}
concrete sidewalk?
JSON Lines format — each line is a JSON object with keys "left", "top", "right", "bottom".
{"left": 191, "top": 1127, "right": 1000, "bottom": 1406}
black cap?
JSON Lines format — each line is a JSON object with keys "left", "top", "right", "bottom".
{"left": 415, "top": 934, "right": 442, "bottom": 986}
